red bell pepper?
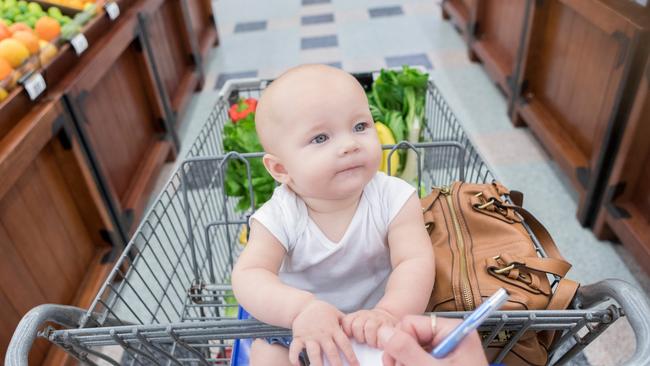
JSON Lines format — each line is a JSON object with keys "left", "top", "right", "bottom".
{"left": 228, "top": 98, "right": 258, "bottom": 123}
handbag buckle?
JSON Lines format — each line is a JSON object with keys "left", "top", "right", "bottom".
{"left": 492, "top": 255, "right": 516, "bottom": 274}
{"left": 494, "top": 264, "right": 516, "bottom": 274}
{"left": 477, "top": 198, "right": 496, "bottom": 209}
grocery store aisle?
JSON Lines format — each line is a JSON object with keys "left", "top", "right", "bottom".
{"left": 155, "top": 0, "right": 649, "bottom": 364}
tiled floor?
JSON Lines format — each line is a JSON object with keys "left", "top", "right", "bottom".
{"left": 149, "top": 0, "right": 650, "bottom": 364}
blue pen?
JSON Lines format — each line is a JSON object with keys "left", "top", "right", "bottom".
{"left": 431, "top": 288, "right": 509, "bottom": 359}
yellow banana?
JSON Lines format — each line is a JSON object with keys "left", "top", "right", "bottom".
{"left": 239, "top": 224, "right": 248, "bottom": 245}
{"left": 375, "top": 121, "right": 400, "bottom": 176}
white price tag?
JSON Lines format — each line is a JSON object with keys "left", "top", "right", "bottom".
{"left": 105, "top": 2, "right": 120, "bottom": 21}
{"left": 70, "top": 33, "right": 89, "bottom": 56}
{"left": 23, "top": 73, "right": 47, "bottom": 101}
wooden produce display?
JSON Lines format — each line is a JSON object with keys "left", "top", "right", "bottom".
{"left": 593, "top": 57, "right": 650, "bottom": 274}
{"left": 510, "top": 0, "right": 650, "bottom": 225}
{"left": 0, "top": 98, "right": 118, "bottom": 364}
{"left": 441, "top": 0, "right": 477, "bottom": 45}
{"left": 137, "top": 0, "right": 203, "bottom": 125}
{"left": 62, "top": 8, "right": 177, "bottom": 237}
{"left": 469, "top": 0, "right": 531, "bottom": 98}
{"left": 37, "top": 0, "right": 138, "bottom": 91}
{"left": 0, "top": 0, "right": 136, "bottom": 144}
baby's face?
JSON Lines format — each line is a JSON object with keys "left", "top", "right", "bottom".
{"left": 264, "top": 70, "right": 382, "bottom": 200}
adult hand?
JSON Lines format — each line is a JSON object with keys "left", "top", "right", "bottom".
{"left": 290, "top": 300, "right": 359, "bottom": 366}
{"left": 378, "top": 315, "right": 489, "bottom": 366}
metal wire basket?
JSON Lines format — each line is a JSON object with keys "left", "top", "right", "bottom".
{"left": 6, "top": 76, "right": 650, "bottom": 366}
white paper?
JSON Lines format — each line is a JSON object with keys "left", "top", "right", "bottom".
{"left": 24, "top": 73, "right": 46, "bottom": 100}
{"left": 323, "top": 340, "right": 383, "bottom": 366}
{"left": 70, "top": 34, "right": 88, "bottom": 56}
{"left": 105, "top": 2, "right": 120, "bottom": 20}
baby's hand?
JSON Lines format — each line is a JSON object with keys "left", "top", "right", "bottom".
{"left": 290, "top": 300, "right": 359, "bottom": 366}
{"left": 342, "top": 308, "right": 398, "bottom": 348}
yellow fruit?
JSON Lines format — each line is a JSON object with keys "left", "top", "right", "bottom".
{"left": 0, "top": 87, "right": 8, "bottom": 102}
{"left": 0, "top": 38, "right": 30, "bottom": 68}
{"left": 38, "top": 40, "right": 58, "bottom": 65}
{"left": 375, "top": 121, "right": 400, "bottom": 176}
{"left": 239, "top": 224, "right": 248, "bottom": 245}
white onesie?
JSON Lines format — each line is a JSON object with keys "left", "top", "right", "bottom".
{"left": 249, "top": 172, "right": 415, "bottom": 313}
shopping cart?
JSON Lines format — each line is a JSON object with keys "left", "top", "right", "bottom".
{"left": 6, "top": 75, "right": 650, "bottom": 366}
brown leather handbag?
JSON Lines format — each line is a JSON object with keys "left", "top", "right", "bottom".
{"left": 421, "top": 181, "right": 579, "bottom": 366}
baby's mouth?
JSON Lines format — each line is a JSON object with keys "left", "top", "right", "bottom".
{"left": 336, "top": 165, "right": 364, "bottom": 175}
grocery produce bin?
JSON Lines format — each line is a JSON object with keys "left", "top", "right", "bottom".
{"left": 6, "top": 75, "right": 650, "bottom": 366}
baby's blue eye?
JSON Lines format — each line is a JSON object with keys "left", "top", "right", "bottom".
{"left": 354, "top": 122, "right": 368, "bottom": 132}
{"left": 311, "top": 134, "right": 328, "bottom": 144}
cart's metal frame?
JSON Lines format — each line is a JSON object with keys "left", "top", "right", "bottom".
{"left": 6, "top": 77, "right": 650, "bottom": 366}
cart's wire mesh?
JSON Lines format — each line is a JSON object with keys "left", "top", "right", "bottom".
{"left": 46, "top": 78, "right": 623, "bottom": 366}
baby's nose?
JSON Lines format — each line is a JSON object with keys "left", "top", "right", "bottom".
{"left": 340, "top": 138, "right": 360, "bottom": 155}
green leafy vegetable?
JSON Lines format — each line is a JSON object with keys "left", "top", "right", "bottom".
{"left": 367, "top": 66, "right": 428, "bottom": 182}
{"left": 222, "top": 99, "right": 274, "bottom": 211}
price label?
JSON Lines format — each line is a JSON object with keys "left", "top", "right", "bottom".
{"left": 70, "top": 33, "right": 89, "bottom": 56}
{"left": 105, "top": 2, "right": 120, "bottom": 21}
{"left": 23, "top": 73, "right": 47, "bottom": 101}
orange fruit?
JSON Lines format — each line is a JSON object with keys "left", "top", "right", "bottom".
{"left": 0, "top": 58, "right": 13, "bottom": 80}
{"left": 0, "top": 23, "right": 10, "bottom": 41}
{"left": 12, "top": 31, "right": 39, "bottom": 54}
{"left": 0, "top": 38, "right": 30, "bottom": 68}
{"left": 9, "top": 23, "right": 32, "bottom": 34}
{"left": 35, "top": 17, "right": 61, "bottom": 42}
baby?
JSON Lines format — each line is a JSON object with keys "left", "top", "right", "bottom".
{"left": 231, "top": 64, "right": 435, "bottom": 366}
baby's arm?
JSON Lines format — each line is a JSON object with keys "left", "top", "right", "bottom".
{"left": 377, "top": 193, "right": 435, "bottom": 315}
{"left": 343, "top": 193, "right": 435, "bottom": 347}
{"left": 232, "top": 219, "right": 358, "bottom": 366}
{"left": 232, "top": 219, "right": 312, "bottom": 327}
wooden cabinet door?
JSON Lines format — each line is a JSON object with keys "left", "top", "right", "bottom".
{"left": 138, "top": 0, "right": 203, "bottom": 124}
{"left": 594, "top": 57, "right": 650, "bottom": 273}
{"left": 442, "top": 0, "right": 478, "bottom": 43}
{"left": 512, "top": 0, "right": 649, "bottom": 224}
{"left": 0, "top": 99, "right": 117, "bottom": 364}
{"left": 471, "top": 0, "right": 531, "bottom": 97}
{"left": 64, "top": 11, "right": 176, "bottom": 237}
{"left": 183, "top": 0, "right": 218, "bottom": 59}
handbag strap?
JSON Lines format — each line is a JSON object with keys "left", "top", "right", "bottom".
{"left": 506, "top": 204, "right": 568, "bottom": 263}
{"left": 487, "top": 255, "right": 571, "bottom": 278}
{"left": 539, "top": 278, "right": 580, "bottom": 348}
{"left": 421, "top": 188, "right": 441, "bottom": 212}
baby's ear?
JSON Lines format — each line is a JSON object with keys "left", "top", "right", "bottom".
{"left": 262, "top": 154, "right": 290, "bottom": 184}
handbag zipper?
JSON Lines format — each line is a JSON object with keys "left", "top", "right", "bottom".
{"left": 441, "top": 184, "right": 475, "bottom": 310}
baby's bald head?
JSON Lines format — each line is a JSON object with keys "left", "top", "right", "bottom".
{"left": 254, "top": 64, "right": 368, "bottom": 154}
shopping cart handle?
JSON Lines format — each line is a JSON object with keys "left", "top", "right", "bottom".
{"left": 5, "top": 304, "right": 90, "bottom": 366}
{"left": 574, "top": 279, "right": 650, "bottom": 366}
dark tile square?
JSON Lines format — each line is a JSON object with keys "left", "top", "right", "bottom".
{"left": 215, "top": 70, "right": 259, "bottom": 90}
{"left": 302, "top": 0, "right": 330, "bottom": 5}
{"left": 385, "top": 54, "right": 433, "bottom": 69}
{"left": 301, "top": 13, "right": 335, "bottom": 25}
{"left": 369, "top": 5, "right": 403, "bottom": 18}
{"left": 234, "top": 21, "right": 267, "bottom": 33}
{"left": 301, "top": 35, "right": 338, "bottom": 50}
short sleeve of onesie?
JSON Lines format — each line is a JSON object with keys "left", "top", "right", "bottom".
{"left": 365, "top": 172, "right": 417, "bottom": 227}
{"left": 249, "top": 185, "right": 306, "bottom": 252}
